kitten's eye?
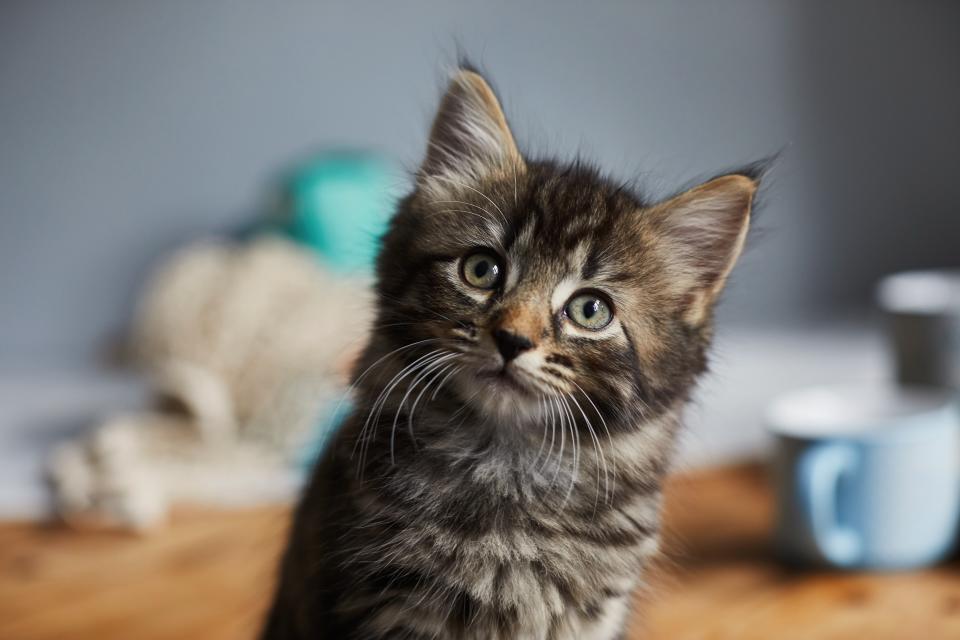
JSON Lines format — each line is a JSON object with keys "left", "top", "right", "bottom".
{"left": 565, "top": 292, "right": 613, "bottom": 330}
{"left": 460, "top": 251, "right": 502, "bottom": 289}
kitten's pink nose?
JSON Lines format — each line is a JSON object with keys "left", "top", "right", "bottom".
{"left": 493, "top": 329, "right": 534, "bottom": 363}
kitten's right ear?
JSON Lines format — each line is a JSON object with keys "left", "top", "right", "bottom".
{"left": 648, "top": 173, "right": 759, "bottom": 326}
{"left": 418, "top": 70, "right": 524, "bottom": 191}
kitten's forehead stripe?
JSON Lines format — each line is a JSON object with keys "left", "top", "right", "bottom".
{"left": 551, "top": 277, "right": 580, "bottom": 312}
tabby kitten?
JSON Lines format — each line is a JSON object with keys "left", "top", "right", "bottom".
{"left": 262, "top": 68, "right": 761, "bottom": 640}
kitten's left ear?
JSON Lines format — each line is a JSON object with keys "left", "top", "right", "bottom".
{"left": 418, "top": 69, "right": 524, "bottom": 190}
{"left": 649, "top": 173, "right": 759, "bottom": 325}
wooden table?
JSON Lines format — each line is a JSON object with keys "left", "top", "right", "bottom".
{"left": 2, "top": 464, "right": 958, "bottom": 639}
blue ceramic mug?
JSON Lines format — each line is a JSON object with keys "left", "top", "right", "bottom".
{"left": 768, "top": 385, "right": 960, "bottom": 570}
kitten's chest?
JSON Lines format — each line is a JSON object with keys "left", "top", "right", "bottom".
{"left": 371, "top": 495, "right": 656, "bottom": 640}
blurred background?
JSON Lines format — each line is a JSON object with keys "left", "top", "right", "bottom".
{"left": 3, "top": 0, "right": 958, "bottom": 466}
{"left": 3, "top": 0, "right": 959, "bottom": 363}
{"left": 1, "top": 2, "right": 959, "bottom": 638}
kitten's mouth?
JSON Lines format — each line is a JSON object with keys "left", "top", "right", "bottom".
{"left": 477, "top": 366, "right": 534, "bottom": 397}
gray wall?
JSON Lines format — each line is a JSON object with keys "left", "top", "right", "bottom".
{"left": 1, "top": 1, "right": 958, "bottom": 364}
{"left": 799, "top": 2, "right": 960, "bottom": 306}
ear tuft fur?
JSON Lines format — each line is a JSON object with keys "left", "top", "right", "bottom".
{"left": 650, "top": 172, "right": 759, "bottom": 325}
{"left": 418, "top": 68, "right": 524, "bottom": 195}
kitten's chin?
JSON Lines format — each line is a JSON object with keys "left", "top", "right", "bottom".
{"left": 456, "top": 367, "right": 543, "bottom": 423}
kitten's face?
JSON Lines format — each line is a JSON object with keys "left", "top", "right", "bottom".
{"left": 374, "top": 70, "right": 757, "bottom": 432}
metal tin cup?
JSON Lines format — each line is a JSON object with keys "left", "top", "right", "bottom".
{"left": 877, "top": 269, "right": 960, "bottom": 389}
{"left": 768, "top": 384, "right": 960, "bottom": 570}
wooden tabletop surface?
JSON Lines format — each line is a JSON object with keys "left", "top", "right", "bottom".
{"left": 2, "top": 464, "right": 958, "bottom": 639}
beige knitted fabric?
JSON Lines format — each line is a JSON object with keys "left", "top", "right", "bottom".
{"left": 48, "top": 236, "right": 373, "bottom": 531}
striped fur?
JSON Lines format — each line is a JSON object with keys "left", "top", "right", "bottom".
{"left": 262, "top": 68, "right": 760, "bottom": 640}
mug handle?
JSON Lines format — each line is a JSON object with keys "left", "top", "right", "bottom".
{"left": 797, "top": 443, "right": 862, "bottom": 567}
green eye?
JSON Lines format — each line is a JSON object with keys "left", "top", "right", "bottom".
{"left": 461, "top": 251, "right": 502, "bottom": 289}
{"left": 565, "top": 292, "right": 613, "bottom": 330}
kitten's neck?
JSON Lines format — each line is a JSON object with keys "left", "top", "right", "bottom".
{"left": 348, "top": 396, "right": 682, "bottom": 512}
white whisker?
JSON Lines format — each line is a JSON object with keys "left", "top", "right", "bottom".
{"left": 347, "top": 338, "right": 443, "bottom": 460}
{"left": 392, "top": 354, "right": 460, "bottom": 455}
{"left": 431, "top": 364, "right": 462, "bottom": 401}
{"left": 430, "top": 178, "right": 508, "bottom": 226}
{"left": 568, "top": 391, "right": 610, "bottom": 507}
{"left": 548, "top": 395, "right": 567, "bottom": 489}
{"left": 559, "top": 395, "right": 580, "bottom": 507}
{"left": 571, "top": 380, "right": 617, "bottom": 498}
{"left": 358, "top": 349, "right": 445, "bottom": 473}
